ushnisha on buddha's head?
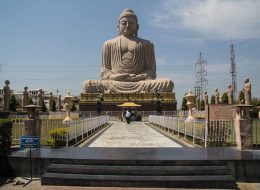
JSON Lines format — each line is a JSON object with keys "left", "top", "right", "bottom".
{"left": 117, "top": 9, "right": 139, "bottom": 38}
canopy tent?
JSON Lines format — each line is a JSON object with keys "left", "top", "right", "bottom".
{"left": 117, "top": 102, "right": 141, "bottom": 107}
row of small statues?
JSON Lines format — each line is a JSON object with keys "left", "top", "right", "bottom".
{"left": 203, "top": 78, "right": 251, "bottom": 105}
{"left": 1, "top": 80, "right": 62, "bottom": 112}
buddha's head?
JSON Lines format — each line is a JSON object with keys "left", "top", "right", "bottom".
{"left": 118, "top": 9, "right": 139, "bottom": 37}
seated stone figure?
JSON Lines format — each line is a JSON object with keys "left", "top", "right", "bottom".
{"left": 82, "top": 9, "right": 174, "bottom": 93}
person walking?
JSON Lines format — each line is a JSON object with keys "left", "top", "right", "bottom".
{"left": 126, "top": 110, "right": 131, "bottom": 124}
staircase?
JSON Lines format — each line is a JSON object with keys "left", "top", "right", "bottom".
{"left": 41, "top": 159, "right": 236, "bottom": 188}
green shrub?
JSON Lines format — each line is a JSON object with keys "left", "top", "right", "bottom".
{"left": 0, "top": 119, "right": 12, "bottom": 155}
{"left": 46, "top": 128, "right": 67, "bottom": 147}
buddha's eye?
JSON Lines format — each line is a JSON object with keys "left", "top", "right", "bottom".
{"left": 121, "top": 21, "right": 127, "bottom": 26}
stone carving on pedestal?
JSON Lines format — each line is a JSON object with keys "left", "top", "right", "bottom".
{"left": 3, "top": 80, "right": 10, "bottom": 111}
{"left": 22, "top": 86, "right": 29, "bottom": 109}
{"left": 227, "top": 84, "right": 233, "bottom": 105}
{"left": 243, "top": 78, "right": 251, "bottom": 105}
{"left": 82, "top": 9, "right": 173, "bottom": 94}
{"left": 49, "top": 92, "right": 54, "bottom": 111}
{"left": 214, "top": 88, "right": 220, "bottom": 105}
{"left": 57, "top": 95, "right": 62, "bottom": 111}
{"left": 37, "top": 89, "right": 44, "bottom": 110}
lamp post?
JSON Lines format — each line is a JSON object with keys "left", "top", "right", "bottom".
{"left": 63, "top": 91, "right": 73, "bottom": 148}
{"left": 63, "top": 91, "right": 73, "bottom": 124}
{"left": 185, "top": 90, "right": 195, "bottom": 122}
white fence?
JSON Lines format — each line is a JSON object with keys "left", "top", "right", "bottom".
{"left": 12, "top": 116, "right": 109, "bottom": 146}
{"left": 149, "top": 115, "right": 236, "bottom": 147}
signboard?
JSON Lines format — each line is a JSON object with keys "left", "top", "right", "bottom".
{"left": 20, "top": 136, "right": 40, "bottom": 149}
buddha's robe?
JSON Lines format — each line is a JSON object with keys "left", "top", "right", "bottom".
{"left": 82, "top": 36, "right": 174, "bottom": 93}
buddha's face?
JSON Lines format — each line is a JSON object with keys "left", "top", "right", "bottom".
{"left": 118, "top": 16, "right": 138, "bottom": 37}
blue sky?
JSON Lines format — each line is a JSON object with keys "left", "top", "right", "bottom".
{"left": 0, "top": 0, "right": 259, "bottom": 108}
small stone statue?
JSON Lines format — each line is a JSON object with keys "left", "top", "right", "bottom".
{"left": 243, "top": 78, "right": 251, "bottom": 105}
{"left": 49, "top": 92, "right": 54, "bottom": 111}
{"left": 204, "top": 91, "right": 208, "bottom": 105}
{"left": 37, "top": 89, "right": 44, "bottom": 108}
{"left": 227, "top": 84, "right": 233, "bottom": 105}
{"left": 214, "top": 88, "right": 220, "bottom": 105}
{"left": 22, "top": 86, "right": 29, "bottom": 108}
{"left": 57, "top": 95, "right": 62, "bottom": 111}
{"left": 3, "top": 80, "right": 11, "bottom": 111}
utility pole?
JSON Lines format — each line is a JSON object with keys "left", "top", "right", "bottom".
{"left": 194, "top": 52, "right": 208, "bottom": 110}
{"left": 230, "top": 42, "right": 237, "bottom": 102}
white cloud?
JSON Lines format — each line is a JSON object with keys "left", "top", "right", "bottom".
{"left": 152, "top": 0, "right": 260, "bottom": 40}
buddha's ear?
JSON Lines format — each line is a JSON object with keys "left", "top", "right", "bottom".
{"left": 117, "top": 24, "right": 120, "bottom": 35}
{"left": 135, "top": 24, "right": 139, "bottom": 37}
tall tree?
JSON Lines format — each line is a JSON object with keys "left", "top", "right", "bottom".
{"left": 9, "top": 95, "right": 17, "bottom": 112}
{"left": 70, "top": 103, "right": 77, "bottom": 112}
{"left": 210, "top": 95, "right": 215, "bottom": 105}
{"left": 181, "top": 97, "right": 188, "bottom": 111}
{"left": 222, "top": 92, "right": 228, "bottom": 105}
{"left": 238, "top": 90, "right": 244, "bottom": 104}
{"left": 200, "top": 99, "right": 205, "bottom": 110}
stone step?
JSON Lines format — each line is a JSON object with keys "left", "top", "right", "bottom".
{"left": 50, "top": 159, "right": 227, "bottom": 166}
{"left": 47, "top": 163, "right": 230, "bottom": 176}
{"left": 41, "top": 173, "right": 235, "bottom": 188}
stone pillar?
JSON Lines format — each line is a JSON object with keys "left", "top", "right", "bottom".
{"left": 24, "top": 119, "right": 36, "bottom": 136}
{"left": 23, "top": 105, "right": 42, "bottom": 136}
{"left": 234, "top": 105, "right": 253, "bottom": 150}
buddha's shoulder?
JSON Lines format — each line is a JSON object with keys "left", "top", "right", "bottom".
{"left": 103, "top": 36, "right": 154, "bottom": 46}
{"left": 103, "top": 36, "right": 121, "bottom": 46}
{"left": 136, "top": 37, "right": 154, "bottom": 45}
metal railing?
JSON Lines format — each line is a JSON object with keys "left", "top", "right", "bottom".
{"left": 149, "top": 115, "right": 236, "bottom": 147}
{"left": 11, "top": 116, "right": 109, "bottom": 146}
{"left": 253, "top": 119, "right": 260, "bottom": 147}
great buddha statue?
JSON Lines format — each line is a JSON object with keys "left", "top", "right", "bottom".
{"left": 82, "top": 9, "right": 174, "bottom": 93}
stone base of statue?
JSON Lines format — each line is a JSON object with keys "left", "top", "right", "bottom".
{"left": 79, "top": 92, "right": 177, "bottom": 111}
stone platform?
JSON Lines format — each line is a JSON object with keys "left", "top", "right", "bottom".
{"left": 79, "top": 92, "right": 177, "bottom": 111}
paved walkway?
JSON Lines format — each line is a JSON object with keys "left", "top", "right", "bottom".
{"left": 88, "top": 121, "right": 182, "bottom": 148}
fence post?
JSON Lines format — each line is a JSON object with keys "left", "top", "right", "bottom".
{"left": 177, "top": 119, "right": 180, "bottom": 138}
{"left": 205, "top": 121, "right": 208, "bottom": 147}
{"left": 81, "top": 119, "right": 84, "bottom": 140}
{"left": 66, "top": 123, "right": 69, "bottom": 148}
{"left": 192, "top": 121, "right": 195, "bottom": 144}
{"left": 74, "top": 121, "right": 77, "bottom": 143}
